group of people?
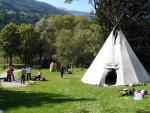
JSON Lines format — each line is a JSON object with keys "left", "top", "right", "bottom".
{"left": 49, "top": 61, "right": 74, "bottom": 78}
{"left": 6, "top": 66, "right": 42, "bottom": 84}
{"left": 20, "top": 67, "right": 42, "bottom": 84}
{"left": 6, "top": 63, "right": 68, "bottom": 84}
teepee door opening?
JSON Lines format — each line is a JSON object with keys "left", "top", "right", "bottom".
{"left": 105, "top": 69, "right": 117, "bottom": 85}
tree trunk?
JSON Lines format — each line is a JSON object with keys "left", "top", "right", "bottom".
{"left": 9, "top": 57, "right": 12, "bottom": 66}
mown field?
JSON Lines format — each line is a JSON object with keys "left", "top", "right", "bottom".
{"left": 0, "top": 68, "right": 150, "bottom": 113}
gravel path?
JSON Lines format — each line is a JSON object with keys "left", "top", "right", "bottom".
{"left": 0, "top": 70, "right": 28, "bottom": 88}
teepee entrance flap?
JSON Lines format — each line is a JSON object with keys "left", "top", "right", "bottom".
{"left": 105, "top": 69, "right": 117, "bottom": 85}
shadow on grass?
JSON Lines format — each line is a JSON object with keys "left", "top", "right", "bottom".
{"left": 0, "top": 88, "right": 96, "bottom": 111}
{"left": 80, "top": 109, "right": 90, "bottom": 113}
{"left": 137, "top": 109, "right": 150, "bottom": 113}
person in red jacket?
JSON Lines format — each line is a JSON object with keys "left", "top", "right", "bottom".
{"left": 7, "top": 68, "right": 12, "bottom": 82}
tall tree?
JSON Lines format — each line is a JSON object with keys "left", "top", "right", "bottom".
{"left": 0, "top": 0, "right": 3, "bottom": 18}
{"left": 0, "top": 22, "right": 20, "bottom": 65}
{"left": 55, "top": 29, "right": 74, "bottom": 64}
{"left": 19, "top": 24, "right": 40, "bottom": 66}
{"left": 35, "top": 17, "right": 54, "bottom": 64}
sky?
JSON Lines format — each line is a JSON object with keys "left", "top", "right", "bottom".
{"left": 35, "top": 0, "right": 94, "bottom": 12}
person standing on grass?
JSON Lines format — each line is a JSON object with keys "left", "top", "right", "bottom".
{"left": 60, "top": 64, "right": 64, "bottom": 78}
{"left": 21, "top": 66, "right": 26, "bottom": 84}
{"left": 26, "top": 66, "right": 31, "bottom": 80}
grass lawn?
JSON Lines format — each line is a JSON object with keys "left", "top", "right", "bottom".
{"left": 0, "top": 68, "right": 150, "bottom": 113}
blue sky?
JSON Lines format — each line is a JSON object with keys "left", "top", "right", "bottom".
{"left": 35, "top": 0, "right": 94, "bottom": 12}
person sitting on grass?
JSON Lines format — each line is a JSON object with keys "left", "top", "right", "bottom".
{"left": 33, "top": 68, "right": 42, "bottom": 80}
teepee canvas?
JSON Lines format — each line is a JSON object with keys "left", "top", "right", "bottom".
{"left": 81, "top": 27, "right": 150, "bottom": 86}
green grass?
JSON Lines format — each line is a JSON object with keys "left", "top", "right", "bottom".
{"left": 0, "top": 68, "right": 150, "bottom": 113}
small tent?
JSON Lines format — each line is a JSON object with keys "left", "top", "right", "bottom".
{"left": 50, "top": 62, "right": 57, "bottom": 72}
{"left": 81, "top": 26, "right": 150, "bottom": 86}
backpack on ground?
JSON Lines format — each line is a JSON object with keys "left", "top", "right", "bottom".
{"left": 119, "top": 88, "right": 135, "bottom": 96}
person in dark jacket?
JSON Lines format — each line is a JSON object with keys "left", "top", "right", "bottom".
{"left": 60, "top": 64, "right": 64, "bottom": 78}
{"left": 10, "top": 65, "right": 15, "bottom": 81}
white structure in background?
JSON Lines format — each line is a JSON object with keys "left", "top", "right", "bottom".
{"left": 81, "top": 27, "right": 150, "bottom": 86}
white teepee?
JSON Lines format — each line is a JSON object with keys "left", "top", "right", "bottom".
{"left": 81, "top": 27, "right": 150, "bottom": 86}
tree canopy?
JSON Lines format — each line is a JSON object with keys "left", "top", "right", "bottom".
{"left": 0, "top": 0, "right": 3, "bottom": 19}
{"left": 0, "top": 22, "right": 20, "bottom": 65}
{"left": 48, "top": 15, "right": 103, "bottom": 66}
{"left": 19, "top": 24, "right": 40, "bottom": 66}
{"left": 64, "top": 0, "right": 150, "bottom": 69}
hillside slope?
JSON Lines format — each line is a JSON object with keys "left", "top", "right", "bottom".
{"left": 0, "top": 0, "right": 69, "bottom": 15}
{"left": 0, "top": 0, "right": 91, "bottom": 29}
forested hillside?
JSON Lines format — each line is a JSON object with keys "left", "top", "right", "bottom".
{"left": 0, "top": 0, "right": 70, "bottom": 29}
{"left": 0, "top": 0, "right": 69, "bottom": 15}
{"left": 0, "top": 11, "right": 46, "bottom": 29}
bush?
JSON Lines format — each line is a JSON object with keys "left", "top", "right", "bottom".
{"left": 0, "top": 65, "right": 8, "bottom": 71}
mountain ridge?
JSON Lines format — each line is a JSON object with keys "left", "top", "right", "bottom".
{"left": 0, "top": 0, "right": 91, "bottom": 17}
{"left": 57, "top": 7, "right": 91, "bottom": 18}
